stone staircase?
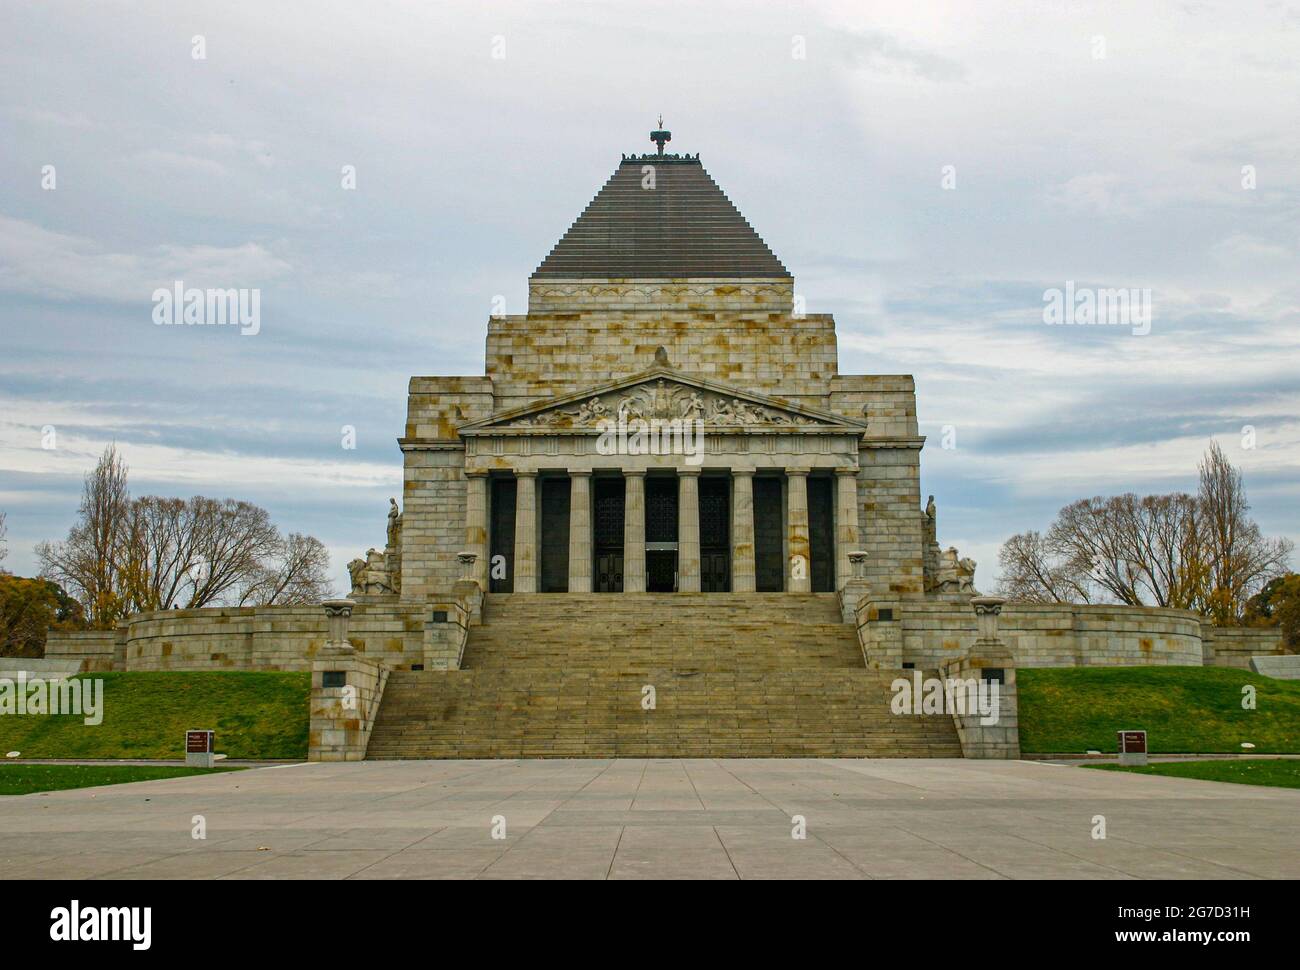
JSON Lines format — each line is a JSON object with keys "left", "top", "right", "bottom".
{"left": 366, "top": 593, "right": 962, "bottom": 759}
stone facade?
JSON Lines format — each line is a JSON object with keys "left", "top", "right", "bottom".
{"left": 40, "top": 139, "right": 1292, "bottom": 762}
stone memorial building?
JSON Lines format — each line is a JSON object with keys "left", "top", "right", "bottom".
{"left": 47, "top": 128, "right": 1289, "bottom": 760}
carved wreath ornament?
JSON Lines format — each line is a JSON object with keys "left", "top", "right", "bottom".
{"left": 523, "top": 380, "right": 800, "bottom": 428}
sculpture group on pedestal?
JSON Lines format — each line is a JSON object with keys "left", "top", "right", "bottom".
{"left": 348, "top": 498, "right": 403, "bottom": 596}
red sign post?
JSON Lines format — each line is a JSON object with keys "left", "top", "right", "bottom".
{"left": 186, "top": 729, "right": 216, "bottom": 767}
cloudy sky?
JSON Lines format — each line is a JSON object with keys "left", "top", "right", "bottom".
{"left": 2, "top": 0, "right": 1298, "bottom": 592}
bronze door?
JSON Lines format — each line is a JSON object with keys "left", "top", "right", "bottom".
{"left": 539, "top": 477, "right": 571, "bottom": 593}
{"left": 594, "top": 477, "right": 625, "bottom": 593}
{"left": 808, "top": 475, "right": 835, "bottom": 592}
{"left": 753, "top": 476, "right": 784, "bottom": 592}
{"left": 699, "top": 476, "right": 730, "bottom": 592}
{"left": 646, "top": 550, "right": 676, "bottom": 592}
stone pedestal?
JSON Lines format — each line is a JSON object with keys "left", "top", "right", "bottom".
{"left": 309, "top": 598, "right": 388, "bottom": 762}
{"left": 839, "top": 550, "right": 871, "bottom": 622}
{"left": 940, "top": 597, "right": 1020, "bottom": 759}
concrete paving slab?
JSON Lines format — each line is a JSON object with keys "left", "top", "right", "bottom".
{"left": 0, "top": 758, "right": 1295, "bottom": 879}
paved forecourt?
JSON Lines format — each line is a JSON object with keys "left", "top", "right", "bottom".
{"left": 2, "top": 759, "right": 1296, "bottom": 880}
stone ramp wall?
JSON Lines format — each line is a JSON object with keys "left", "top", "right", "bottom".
{"left": 863, "top": 599, "right": 1285, "bottom": 670}
{"left": 47, "top": 602, "right": 425, "bottom": 672}
{"left": 1202, "top": 626, "right": 1291, "bottom": 670}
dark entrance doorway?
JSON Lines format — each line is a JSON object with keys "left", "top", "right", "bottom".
{"left": 699, "top": 476, "right": 730, "bottom": 592}
{"left": 539, "top": 476, "right": 570, "bottom": 593}
{"left": 489, "top": 477, "right": 516, "bottom": 593}
{"left": 594, "top": 476, "right": 625, "bottom": 593}
{"left": 645, "top": 475, "right": 678, "bottom": 592}
{"left": 753, "top": 476, "right": 784, "bottom": 592}
{"left": 808, "top": 475, "right": 835, "bottom": 593}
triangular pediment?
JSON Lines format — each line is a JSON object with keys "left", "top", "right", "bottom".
{"left": 459, "top": 367, "right": 866, "bottom": 435}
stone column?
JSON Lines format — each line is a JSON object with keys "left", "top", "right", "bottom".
{"left": 568, "top": 470, "right": 592, "bottom": 593}
{"left": 513, "top": 471, "right": 538, "bottom": 594}
{"left": 731, "top": 470, "right": 756, "bottom": 593}
{"left": 834, "top": 468, "right": 860, "bottom": 592}
{"left": 623, "top": 471, "right": 646, "bottom": 593}
{"left": 786, "top": 468, "right": 811, "bottom": 593}
{"left": 677, "top": 468, "right": 701, "bottom": 592}
{"left": 464, "top": 471, "right": 489, "bottom": 589}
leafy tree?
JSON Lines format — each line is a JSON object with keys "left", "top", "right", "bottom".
{"left": 0, "top": 575, "right": 87, "bottom": 657}
{"left": 1245, "top": 574, "right": 1300, "bottom": 651}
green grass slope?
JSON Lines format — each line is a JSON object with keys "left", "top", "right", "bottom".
{"left": 1088, "top": 759, "right": 1300, "bottom": 789}
{"left": 0, "top": 671, "right": 309, "bottom": 760}
{"left": 1018, "top": 666, "right": 1300, "bottom": 754}
{"left": 0, "top": 764, "right": 243, "bottom": 795}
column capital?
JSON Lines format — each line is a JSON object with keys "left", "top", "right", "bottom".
{"left": 464, "top": 468, "right": 490, "bottom": 478}
{"left": 785, "top": 466, "right": 812, "bottom": 477}
{"left": 514, "top": 469, "right": 538, "bottom": 479}
{"left": 834, "top": 467, "right": 860, "bottom": 477}
{"left": 677, "top": 467, "right": 703, "bottom": 477}
{"left": 731, "top": 468, "right": 754, "bottom": 478}
{"left": 622, "top": 468, "right": 647, "bottom": 478}
{"left": 566, "top": 468, "right": 593, "bottom": 478}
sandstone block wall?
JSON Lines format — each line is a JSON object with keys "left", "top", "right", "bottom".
{"left": 59, "top": 603, "right": 428, "bottom": 672}
{"left": 309, "top": 653, "right": 388, "bottom": 761}
{"left": 483, "top": 311, "right": 840, "bottom": 406}
{"left": 871, "top": 600, "right": 1283, "bottom": 670}
{"left": 1202, "top": 626, "right": 1291, "bottom": 669}
{"left": 44, "top": 630, "right": 118, "bottom": 671}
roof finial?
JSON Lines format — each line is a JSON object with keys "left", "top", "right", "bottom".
{"left": 650, "top": 117, "right": 671, "bottom": 155}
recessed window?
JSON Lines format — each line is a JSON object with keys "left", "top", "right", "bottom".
{"left": 431, "top": 610, "right": 448, "bottom": 623}
{"left": 983, "top": 668, "right": 1005, "bottom": 684}
{"left": 877, "top": 608, "right": 894, "bottom": 622}
{"left": 322, "top": 671, "right": 346, "bottom": 688}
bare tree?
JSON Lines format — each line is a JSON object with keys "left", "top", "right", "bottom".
{"left": 1198, "top": 441, "right": 1292, "bottom": 623}
{"left": 997, "top": 530, "right": 1095, "bottom": 603}
{"left": 37, "top": 444, "right": 332, "bottom": 622}
{"left": 996, "top": 443, "right": 1290, "bottom": 623}
{"left": 0, "top": 509, "right": 8, "bottom": 572}
{"left": 36, "top": 445, "right": 132, "bottom": 628}
{"left": 238, "top": 533, "right": 334, "bottom": 606}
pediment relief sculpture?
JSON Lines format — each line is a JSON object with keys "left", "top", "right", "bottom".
{"left": 507, "top": 379, "right": 827, "bottom": 429}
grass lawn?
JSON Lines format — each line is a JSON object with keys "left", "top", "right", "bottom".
{"left": 0, "top": 763, "right": 244, "bottom": 796}
{"left": 0, "top": 671, "right": 309, "bottom": 760}
{"left": 1018, "top": 666, "right": 1300, "bottom": 754}
{"left": 1087, "top": 759, "right": 1300, "bottom": 790}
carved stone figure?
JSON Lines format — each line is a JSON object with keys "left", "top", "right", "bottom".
{"left": 347, "top": 558, "right": 367, "bottom": 595}
{"left": 926, "top": 495, "right": 936, "bottom": 521}
{"left": 934, "top": 546, "right": 977, "bottom": 593}
{"left": 387, "top": 498, "right": 402, "bottom": 548}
